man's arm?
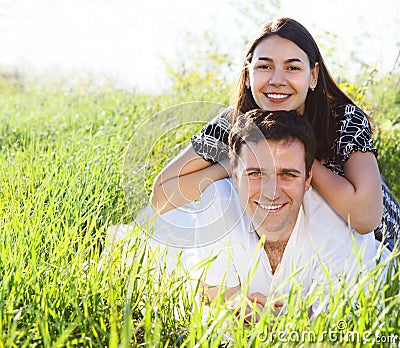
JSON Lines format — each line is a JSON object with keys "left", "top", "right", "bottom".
{"left": 199, "top": 283, "right": 242, "bottom": 304}
{"left": 199, "top": 285, "right": 284, "bottom": 322}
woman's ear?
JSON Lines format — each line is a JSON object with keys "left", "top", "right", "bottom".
{"left": 244, "top": 66, "right": 251, "bottom": 88}
{"left": 310, "top": 62, "right": 319, "bottom": 90}
{"left": 245, "top": 76, "right": 250, "bottom": 89}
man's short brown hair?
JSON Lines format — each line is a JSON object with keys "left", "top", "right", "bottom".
{"left": 229, "top": 110, "right": 316, "bottom": 177}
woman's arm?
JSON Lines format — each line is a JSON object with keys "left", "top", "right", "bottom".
{"left": 311, "top": 151, "right": 383, "bottom": 234}
{"left": 151, "top": 145, "right": 230, "bottom": 214}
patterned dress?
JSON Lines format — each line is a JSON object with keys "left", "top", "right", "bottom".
{"left": 191, "top": 104, "right": 400, "bottom": 250}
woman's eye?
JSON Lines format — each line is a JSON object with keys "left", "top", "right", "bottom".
{"left": 256, "top": 64, "right": 271, "bottom": 70}
{"left": 287, "top": 66, "right": 300, "bottom": 71}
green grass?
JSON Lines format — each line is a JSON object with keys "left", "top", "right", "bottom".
{"left": 0, "top": 74, "right": 398, "bottom": 347}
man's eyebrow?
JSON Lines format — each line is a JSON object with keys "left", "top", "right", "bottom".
{"left": 244, "top": 167, "right": 263, "bottom": 172}
{"left": 281, "top": 168, "right": 302, "bottom": 175}
{"left": 243, "top": 167, "right": 302, "bottom": 173}
{"left": 257, "top": 57, "right": 304, "bottom": 64}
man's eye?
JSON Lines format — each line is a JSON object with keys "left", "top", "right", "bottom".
{"left": 248, "top": 171, "right": 262, "bottom": 177}
{"left": 282, "top": 172, "right": 297, "bottom": 178}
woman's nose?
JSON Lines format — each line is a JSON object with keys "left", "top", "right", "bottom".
{"left": 269, "top": 68, "right": 285, "bottom": 86}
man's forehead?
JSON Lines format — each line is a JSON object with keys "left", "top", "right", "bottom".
{"left": 238, "top": 139, "right": 305, "bottom": 169}
{"left": 239, "top": 141, "right": 273, "bottom": 163}
{"left": 240, "top": 138, "right": 301, "bottom": 155}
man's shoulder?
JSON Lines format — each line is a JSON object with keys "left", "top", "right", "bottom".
{"left": 196, "top": 178, "right": 252, "bottom": 246}
{"left": 301, "top": 187, "right": 350, "bottom": 236}
{"left": 300, "top": 187, "right": 375, "bottom": 255}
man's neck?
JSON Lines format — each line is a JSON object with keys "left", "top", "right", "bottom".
{"left": 253, "top": 209, "right": 302, "bottom": 274}
{"left": 263, "top": 238, "right": 290, "bottom": 274}
{"left": 255, "top": 217, "right": 298, "bottom": 274}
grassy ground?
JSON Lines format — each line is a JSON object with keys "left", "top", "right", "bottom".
{"left": 0, "top": 74, "right": 398, "bottom": 347}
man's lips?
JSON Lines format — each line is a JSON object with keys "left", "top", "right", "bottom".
{"left": 256, "top": 202, "right": 285, "bottom": 211}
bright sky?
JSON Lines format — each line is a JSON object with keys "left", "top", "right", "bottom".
{"left": 1, "top": 0, "right": 399, "bottom": 91}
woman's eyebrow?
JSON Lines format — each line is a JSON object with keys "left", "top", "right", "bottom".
{"left": 256, "top": 57, "right": 304, "bottom": 64}
{"left": 256, "top": 56, "right": 273, "bottom": 62}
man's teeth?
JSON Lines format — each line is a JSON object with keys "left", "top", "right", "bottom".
{"left": 267, "top": 93, "right": 287, "bottom": 99}
{"left": 258, "top": 204, "right": 283, "bottom": 210}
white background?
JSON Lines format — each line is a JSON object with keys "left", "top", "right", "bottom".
{"left": 0, "top": 0, "right": 399, "bottom": 91}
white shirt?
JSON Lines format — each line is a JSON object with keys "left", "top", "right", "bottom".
{"left": 195, "top": 179, "right": 377, "bottom": 304}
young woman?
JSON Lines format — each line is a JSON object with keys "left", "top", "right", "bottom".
{"left": 151, "top": 17, "right": 399, "bottom": 250}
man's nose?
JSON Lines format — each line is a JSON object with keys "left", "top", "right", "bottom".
{"left": 261, "top": 177, "right": 280, "bottom": 200}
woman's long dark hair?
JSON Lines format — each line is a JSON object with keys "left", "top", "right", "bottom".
{"left": 230, "top": 17, "right": 356, "bottom": 159}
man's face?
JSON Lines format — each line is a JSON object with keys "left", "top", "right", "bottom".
{"left": 233, "top": 138, "right": 311, "bottom": 241}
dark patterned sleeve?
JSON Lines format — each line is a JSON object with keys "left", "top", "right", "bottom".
{"left": 334, "top": 104, "right": 378, "bottom": 163}
{"left": 190, "top": 107, "right": 232, "bottom": 163}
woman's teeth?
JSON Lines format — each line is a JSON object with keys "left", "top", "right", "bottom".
{"left": 267, "top": 93, "right": 287, "bottom": 99}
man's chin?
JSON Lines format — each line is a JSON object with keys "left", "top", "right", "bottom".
{"left": 251, "top": 216, "right": 283, "bottom": 234}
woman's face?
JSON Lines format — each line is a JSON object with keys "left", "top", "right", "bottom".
{"left": 246, "top": 36, "right": 319, "bottom": 115}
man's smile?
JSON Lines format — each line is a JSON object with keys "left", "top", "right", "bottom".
{"left": 256, "top": 202, "right": 285, "bottom": 211}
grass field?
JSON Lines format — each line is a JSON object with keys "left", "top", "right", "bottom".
{"left": 0, "top": 72, "right": 398, "bottom": 347}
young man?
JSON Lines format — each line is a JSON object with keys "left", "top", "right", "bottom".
{"left": 196, "top": 110, "right": 377, "bottom": 315}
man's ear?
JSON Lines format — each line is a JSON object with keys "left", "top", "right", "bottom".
{"left": 231, "top": 168, "right": 239, "bottom": 188}
{"left": 305, "top": 168, "right": 312, "bottom": 191}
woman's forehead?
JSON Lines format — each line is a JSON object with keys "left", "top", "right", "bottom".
{"left": 252, "top": 36, "right": 308, "bottom": 62}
